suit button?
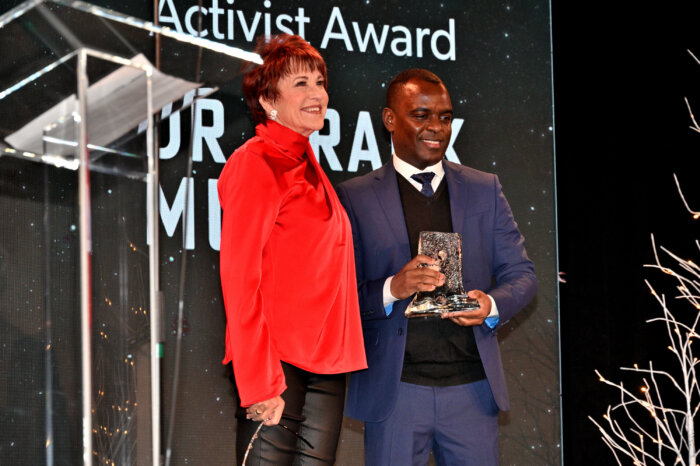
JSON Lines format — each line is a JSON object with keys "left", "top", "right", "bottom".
{"left": 397, "top": 328, "right": 403, "bottom": 336}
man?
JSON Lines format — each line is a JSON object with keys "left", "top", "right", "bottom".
{"left": 336, "top": 69, "right": 537, "bottom": 465}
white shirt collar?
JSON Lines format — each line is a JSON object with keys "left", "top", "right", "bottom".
{"left": 392, "top": 153, "right": 445, "bottom": 193}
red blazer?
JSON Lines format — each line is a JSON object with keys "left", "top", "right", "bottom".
{"left": 218, "top": 121, "right": 366, "bottom": 407}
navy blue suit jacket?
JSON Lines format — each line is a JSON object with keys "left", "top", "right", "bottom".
{"left": 336, "top": 160, "right": 537, "bottom": 423}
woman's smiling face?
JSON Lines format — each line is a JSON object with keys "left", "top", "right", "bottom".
{"left": 260, "top": 67, "right": 328, "bottom": 137}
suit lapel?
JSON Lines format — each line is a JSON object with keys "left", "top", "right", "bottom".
{"left": 372, "top": 163, "right": 411, "bottom": 261}
{"left": 445, "top": 161, "right": 468, "bottom": 234}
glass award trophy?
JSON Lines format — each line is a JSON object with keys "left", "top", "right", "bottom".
{"left": 405, "top": 231, "right": 480, "bottom": 318}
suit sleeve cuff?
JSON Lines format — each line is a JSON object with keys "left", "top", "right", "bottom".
{"left": 383, "top": 276, "right": 398, "bottom": 315}
{"left": 484, "top": 294, "right": 499, "bottom": 328}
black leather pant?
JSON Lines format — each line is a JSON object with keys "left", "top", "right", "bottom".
{"left": 235, "top": 362, "right": 346, "bottom": 466}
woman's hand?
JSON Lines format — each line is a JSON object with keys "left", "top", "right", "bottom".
{"left": 246, "top": 396, "right": 285, "bottom": 426}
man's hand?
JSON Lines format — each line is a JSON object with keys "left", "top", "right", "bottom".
{"left": 390, "top": 255, "right": 446, "bottom": 300}
{"left": 246, "top": 395, "right": 284, "bottom": 426}
{"left": 441, "top": 290, "right": 491, "bottom": 327}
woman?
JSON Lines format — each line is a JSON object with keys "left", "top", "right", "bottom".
{"left": 218, "top": 34, "right": 367, "bottom": 465}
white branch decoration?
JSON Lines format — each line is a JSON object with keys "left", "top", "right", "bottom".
{"left": 589, "top": 177, "right": 700, "bottom": 466}
{"left": 674, "top": 173, "right": 700, "bottom": 221}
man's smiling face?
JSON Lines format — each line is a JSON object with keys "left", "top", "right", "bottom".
{"left": 383, "top": 78, "right": 453, "bottom": 170}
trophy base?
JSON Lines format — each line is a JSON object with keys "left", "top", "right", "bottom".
{"left": 405, "top": 294, "right": 480, "bottom": 318}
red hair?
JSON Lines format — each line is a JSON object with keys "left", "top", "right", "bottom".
{"left": 242, "top": 34, "right": 328, "bottom": 125}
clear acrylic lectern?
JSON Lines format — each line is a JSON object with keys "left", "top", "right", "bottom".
{"left": 0, "top": 2, "right": 259, "bottom": 464}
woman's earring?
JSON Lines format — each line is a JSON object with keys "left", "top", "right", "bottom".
{"left": 270, "top": 109, "right": 278, "bottom": 120}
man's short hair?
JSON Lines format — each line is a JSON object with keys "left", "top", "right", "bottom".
{"left": 386, "top": 69, "right": 445, "bottom": 109}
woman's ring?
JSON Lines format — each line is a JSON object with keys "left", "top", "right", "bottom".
{"left": 255, "top": 409, "right": 263, "bottom": 415}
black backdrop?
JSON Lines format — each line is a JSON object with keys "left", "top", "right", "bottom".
{"left": 0, "top": 0, "right": 559, "bottom": 464}
{"left": 5, "top": 0, "right": 700, "bottom": 463}
{"left": 152, "top": 2, "right": 559, "bottom": 464}
{"left": 554, "top": 2, "right": 700, "bottom": 465}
